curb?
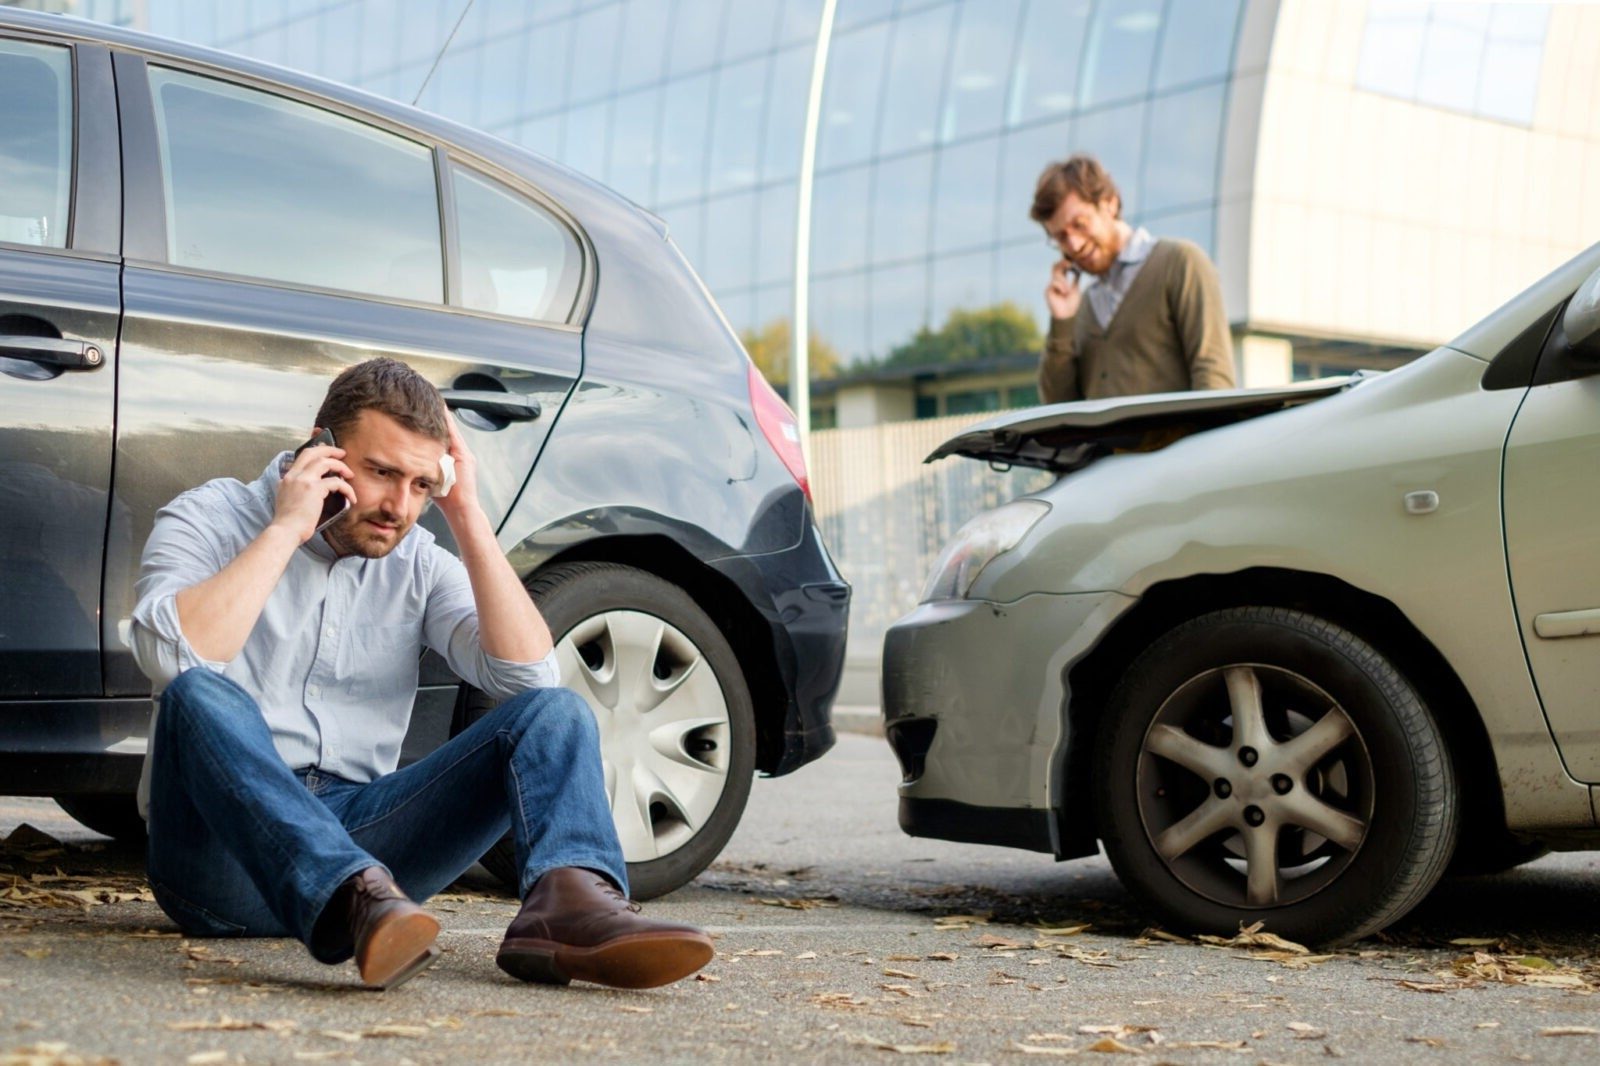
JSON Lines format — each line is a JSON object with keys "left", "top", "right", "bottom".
{"left": 832, "top": 704, "right": 884, "bottom": 738}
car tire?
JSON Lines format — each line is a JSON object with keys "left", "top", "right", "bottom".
{"left": 1093, "top": 606, "right": 1457, "bottom": 945}
{"left": 460, "top": 561, "right": 756, "bottom": 901}
{"left": 52, "top": 794, "right": 147, "bottom": 845}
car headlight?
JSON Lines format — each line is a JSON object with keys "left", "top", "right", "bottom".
{"left": 920, "top": 499, "right": 1051, "bottom": 603}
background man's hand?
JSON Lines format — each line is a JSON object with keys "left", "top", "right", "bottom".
{"left": 432, "top": 414, "right": 482, "bottom": 531}
{"left": 1046, "top": 257, "right": 1082, "bottom": 321}
{"left": 273, "top": 437, "right": 355, "bottom": 544}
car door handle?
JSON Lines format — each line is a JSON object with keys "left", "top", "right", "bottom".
{"left": 0, "top": 335, "right": 106, "bottom": 370}
{"left": 442, "top": 389, "right": 542, "bottom": 422}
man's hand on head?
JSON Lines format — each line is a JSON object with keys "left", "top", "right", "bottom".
{"left": 431, "top": 413, "right": 485, "bottom": 534}
{"left": 273, "top": 433, "right": 356, "bottom": 545}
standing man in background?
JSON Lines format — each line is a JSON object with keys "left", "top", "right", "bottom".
{"left": 1031, "top": 154, "right": 1236, "bottom": 404}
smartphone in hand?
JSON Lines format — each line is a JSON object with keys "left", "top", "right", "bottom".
{"left": 293, "top": 427, "right": 351, "bottom": 534}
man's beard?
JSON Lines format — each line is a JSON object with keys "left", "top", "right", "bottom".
{"left": 323, "top": 507, "right": 410, "bottom": 559}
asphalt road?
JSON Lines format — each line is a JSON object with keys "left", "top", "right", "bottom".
{"left": 4, "top": 732, "right": 1600, "bottom": 1065}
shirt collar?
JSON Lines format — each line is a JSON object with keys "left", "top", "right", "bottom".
{"left": 1119, "top": 226, "right": 1155, "bottom": 265}
{"left": 261, "top": 450, "right": 341, "bottom": 563}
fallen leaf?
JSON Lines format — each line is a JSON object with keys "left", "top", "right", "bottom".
{"left": 1197, "top": 921, "right": 1310, "bottom": 955}
{"left": 1078, "top": 1026, "right": 1156, "bottom": 1039}
{"left": 1448, "top": 937, "right": 1501, "bottom": 947}
{"left": 750, "top": 896, "right": 839, "bottom": 910}
{"left": 1539, "top": 1027, "right": 1599, "bottom": 1037}
{"left": 166, "top": 1017, "right": 296, "bottom": 1033}
{"left": 1009, "top": 1042, "right": 1079, "bottom": 1056}
{"left": 1406, "top": 1036, "right": 1448, "bottom": 1048}
{"left": 925, "top": 953, "right": 959, "bottom": 962}
{"left": 1137, "top": 928, "right": 1193, "bottom": 945}
{"left": 186, "top": 1053, "right": 228, "bottom": 1065}
{"left": 883, "top": 968, "right": 921, "bottom": 980}
{"left": 694, "top": 973, "right": 722, "bottom": 983}
{"left": 845, "top": 1033, "right": 955, "bottom": 1055}
{"left": 974, "top": 934, "right": 1029, "bottom": 950}
{"left": 1287, "top": 1022, "right": 1326, "bottom": 1040}
{"left": 1082, "top": 1036, "right": 1142, "bottom": 1054}
{"left": 18, "top": 948, "right": 51, "bottom": 960}
{"left": 932, "top": 913, "right": 990, "bottom": 929}
{"left": 1164, "top": 1041, "right": 1247, "bottom": 1051}
{"left": 796, "top": 951, "right": 818, "bottom": 960}
{"left": 617, "top": 1006, "right": 653, "bottom": 1014}
{"left": 732, "top": 948, "right": 785, "bottom": 957}
{"left": 1030, "top": 922, "right": 1092, "bottom": 937}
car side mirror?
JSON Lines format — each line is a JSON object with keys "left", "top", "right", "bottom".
{"left": 1564, "top": 264, "right": 1600, "bottom": 357}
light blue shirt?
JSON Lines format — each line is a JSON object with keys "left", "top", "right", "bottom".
{"left": 131, "top": 452, "right": 558, "bottom": 801}
{"left": 1086, "top": 226, "right": 1156, "bottom": 328}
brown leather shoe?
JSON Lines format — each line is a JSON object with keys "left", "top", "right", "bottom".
{"left": 496, "top": 868, "right": 713, "bottom": 989}
{"left": 339, "top": 867, "right": 440, "bottom": 990}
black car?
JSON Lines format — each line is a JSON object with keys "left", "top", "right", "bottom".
{"left": 0, "top": 9, "right": 848, "bottom": 898}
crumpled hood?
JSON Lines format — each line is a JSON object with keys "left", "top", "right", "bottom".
{"left": 925, "top": 374, "right": 1379, "bottom": 473}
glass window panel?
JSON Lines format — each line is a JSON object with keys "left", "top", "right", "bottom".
{"left": 1476, "top": 37, "right": 1542, "bottom": 125}
{"left": 562, "top": 99, "right": 611, "bottom": 181}
{"left": 870, "top": 150, "right": 935, "bottom": 265}
{"left": 709, "top": 56, "right": 769, "bottom": 193}
{"left": 877, "top": 4, "right": 958, "bottom": 155}
{"left": 1009, "top": 0, "right": 1091, "bottom": 124}
{"left": 522, "top": 18, "right": 575, "bottom": 113}
{"left": 477, "top": 35, "right": 529, "bottom": 130}
{"left": 723, "top": 0, "right": 780, "bottom": 61}
{"left": 283, "top": 14, "right": 321, "bottom": 76}
{"left": 317, "top": 3, "right": 361, "bottom": 85}
{"left": 809, "top": 270, "right": 871, "bottom": 364}
{"left": 662, "top": 200, "right": 706, "bottom": 270}
{"left": 517, "top": 113, "right": 565, "bottom": 157}
{"left": 567, "top": 4, "right": 622, "bottom": 104}
{"left": 810, "top": 165, "right": 871, "bottom": 274}
{"left": 1489, "top": 3, "right": 1550, "bottom": 42}
{"left": 1355, "top": 1, "right": 1427, "bottom": 99}
{"left": 393, "top": 1, "right": 446, "bottom": 65}
{"left": 835, "top": 0, "right": 894, "bottom": 31}
{"left": 617, "top": 0, "right": 673, "bottom": 91}
{"left": 1080, "top": 0, "right": 1162, "bottom": 108}
{"left": 870, "top": 262, "right": 929, "bottom": 358}
{"left": 945, "top": 388, "right": 1000, "bottom": 414}
{"left": 656, "top": 72, "right": 715, "bottom": 204}
{"left": 817, "top": 23, "right": 890, "bottom": 169}
{"left": 1154, "top": 0, "right": 1242, "bottom": 90}
{"left": 763, "top": 44, "right": 812, "bottom": 181}
{"left": 1005, "top": 383, "right": 1039, "bottom": 408}
{"left": 930, "top": 248, "right": 996, "bottom": 326}
{"left": 453, "top": 164, "right": 582, "bottom": 321}
{"left": 932, "top": 134, "right": 1001, "bottom": 255}
{"left": 1141, "top": 85, "right": 1225, "bottom": 213}
{"left": 757, "top": 180, "right": 798, "bottom": 285}
{"left": 1142, "top": 205, "right": 1215, "bottom": 259}
{"left": 1073, "top": 101, "right": 1144, "bottom": 216}
{"left": 670, "top": 0, "right": 731, "bottom": 76}
{"left": 0, "top": 39, "right": 72, "bottom": 249}
{"left": 942, "top": 0, "right": 1023, "bottom": 142}
{"left": 148, "top": 67, "right": 441, "bottom": 302}
{"left": 1415, "top": 12, "right": 1486, "bottom": 112}
{"left": 701, "top": 189, "right": 759, "bottom": 291}
{"left": 530, "top": 0, "right": 579, "bottom": 17}
{"left": 993, "top": 235, "right": 1049, "bottom": 334}
{"left": 716, "top": 286, "right": 757, "bottom": 338}
{"left": 997, "top": 117, "right": 1072, "bottom": 242}
{"left": 607, "top": 88, "right": 661, "bottom": 204}
{"left": 777, "top": 0, "right": 825, "bottom": 44}
{"left": 752, "top": 283, "right": 792, "bottom": 340}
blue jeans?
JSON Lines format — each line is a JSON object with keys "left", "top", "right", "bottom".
{"left": 145, "top": 669, "right": 627, "bottom": 962}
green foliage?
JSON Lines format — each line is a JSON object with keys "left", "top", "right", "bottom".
{"left": 881, "top": 302, "right": 1043, "bottom": 368}
{"left": 739, "top": 318, "right": 841, "bottom": 386}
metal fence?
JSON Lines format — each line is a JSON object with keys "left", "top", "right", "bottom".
{"left": 808, "top": 414, "right": 1054, "bottom": 686}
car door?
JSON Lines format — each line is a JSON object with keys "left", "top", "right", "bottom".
{"left": 1502, "top": 324, "right": 1600, "bottom": 783}
{"left": 0, "top": 35, "right": 121, "bottom": 698}
{"left": 103, "top": 53, "right": 588, "bottom": 696}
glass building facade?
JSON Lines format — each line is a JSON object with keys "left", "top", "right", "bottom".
{"left": 71, "top": 0, "right": 1245, "bottom": 375}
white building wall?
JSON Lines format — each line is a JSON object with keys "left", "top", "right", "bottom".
{"left": 1240, "top": 0, "right": 1600, "bottom": 349}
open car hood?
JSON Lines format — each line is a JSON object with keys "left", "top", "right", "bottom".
{"left": 926, "top": 374, "right": 1376, "bottom": 473}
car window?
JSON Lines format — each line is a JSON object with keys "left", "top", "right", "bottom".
{"left": 147, "top": 66, "right": 442, "bottom": 303}
{"left": 451, "top": 163, "right": 581, "bottom": 323}
{"left": 0, "top": 38, "right": 72, "bottom": 249}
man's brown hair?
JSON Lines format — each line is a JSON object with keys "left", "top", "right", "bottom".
{"left": 315, "top": 358, "right": 449, "bottom": 444}
{"left": 1029, "top": 153, "right": 1122, "bottom": 224}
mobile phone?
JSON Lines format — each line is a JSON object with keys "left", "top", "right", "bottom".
{"left": 292, "top": 427, "right": 351, "bottom": 534}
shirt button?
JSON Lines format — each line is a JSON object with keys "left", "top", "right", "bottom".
{"left": 324, "top": 627, "right": 335, "bottom": 638}
{"left": 308, "top": 684, "right": 321, "bottom": 697}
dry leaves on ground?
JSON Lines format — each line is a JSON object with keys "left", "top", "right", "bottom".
{"left": 1195, "top": 921, "right": 1334, "bottom": 969}
{"left": 845, "top": 1033, "right": 956, "bottom": 1055}
{"left": 1539, "top": 1027, "right": 1599, "bottom": 1037}
{"left": 931, "top": 913, "right": 990, "bottom": 929}
{"left": 164, "top": 1016, "right": 296, "bottom": 1034}
{"left": 749, "top": 896, "right": 839, "bottom": 910}
{"left": 0, "top": 1043, "right": 118, "bottom": 1066}
{"left": 1451, "top": 952, "right": 1596, "bottom": 993}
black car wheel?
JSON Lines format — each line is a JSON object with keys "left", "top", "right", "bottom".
{"left": 1094, "top": 607, "right": 1457, "bottom": 944}
{"left": 462, "top": 562, "right": 755, "bottom": 900}
{"left": 52, "top": 794, "right": 147, "bottom": 845}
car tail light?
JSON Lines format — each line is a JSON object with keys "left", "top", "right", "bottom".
{"left": 748, "top": 363, "right": 811, "bottom": 504}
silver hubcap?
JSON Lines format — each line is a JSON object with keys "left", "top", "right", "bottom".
{"left": 556, "top": 610, "right": 731, "bottom": 863}
{"left": 1136, "top": 665, "right": 1373, "bottom": 909}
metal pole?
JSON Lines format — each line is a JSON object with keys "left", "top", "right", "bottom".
{"left": 791, "top": 0, "right": 837, "bottom": 463}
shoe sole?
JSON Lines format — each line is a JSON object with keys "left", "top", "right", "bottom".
{"left": 358, "top": 911, "right": 442, "bottom": 990}
{"left": 496, "top": 931, "right": 714, "bottom": 989}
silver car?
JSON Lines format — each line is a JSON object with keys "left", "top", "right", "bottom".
{"left": 882, "top": 243, "right": 1600, "bottom": 944}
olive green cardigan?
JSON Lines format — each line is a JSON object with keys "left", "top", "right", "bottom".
{"left": 1037, "top": 239, "right": 1235, "bottom": 404}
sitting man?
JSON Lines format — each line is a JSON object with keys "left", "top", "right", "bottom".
{"left": 131, "top": 357, "right": 712, "bottom": 990}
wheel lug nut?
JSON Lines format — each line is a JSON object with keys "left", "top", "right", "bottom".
{"left": 1213, "top": 778, "right": 1232, "bottom": 798}
{"left": 1238, "top": 746, "right": 1258, "bottom": 767}
{"left": 1243, "top": 805, "right": 1265, "bottom": 827}
{"left": 1271, "top": 773, "right": 1293, "bottom": 794}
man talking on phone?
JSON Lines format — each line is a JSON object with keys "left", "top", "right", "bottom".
{"left": 130, "top": 358, "right": 713, "bottom": 991}
{"left": 1030, "top": 153, "right": 1235, "bottom": 403}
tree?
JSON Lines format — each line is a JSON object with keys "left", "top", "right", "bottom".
{"left": 739, "top": 318, "right": 841, "bottom": 386}
{"left": 881, "top": 302, "right": 1043, "bottom": 368}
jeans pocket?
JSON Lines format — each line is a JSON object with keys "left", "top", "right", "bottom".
{"left": 149, "top": 878, "right": 250, "bottom": 937}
